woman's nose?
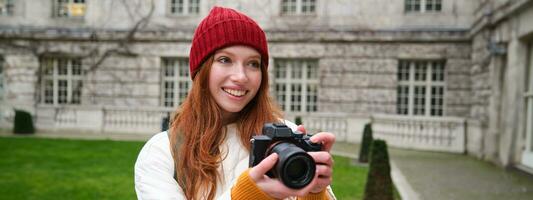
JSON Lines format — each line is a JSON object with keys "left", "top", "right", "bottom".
{"left": 230, "top": 63, "right": 249, "bottom": 82}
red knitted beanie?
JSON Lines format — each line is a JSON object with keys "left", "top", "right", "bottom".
{"left": 189, "top": 6, "right": 269, "bottom": 79}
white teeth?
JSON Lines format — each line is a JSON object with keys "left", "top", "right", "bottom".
{"left": 223, "top": 88, "right": 246, "bottom": 97}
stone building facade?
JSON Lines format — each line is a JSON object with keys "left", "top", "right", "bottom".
{"left": 468, "top": 0, "right": 533, "bottom": 170}
{"left": 0, "top": 0, "right": 532, "bottom": 172}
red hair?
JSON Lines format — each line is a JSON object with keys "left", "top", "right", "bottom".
{"left": 169, "top": 56, "right": 282, "bottom": 200}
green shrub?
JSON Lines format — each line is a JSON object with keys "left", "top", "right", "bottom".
{"left": 13, "top": 109, "right": 35, "bottom": 134}
{"left": 364, "top": 139, "right": 393, "bottom": 200}
{"left": 294, "top": 116, "right": 303, "bottom": 125}
{"left": 358, "top": 123, "right": 373, "bottom": 163}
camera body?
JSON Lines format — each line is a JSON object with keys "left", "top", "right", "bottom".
{"left": 250, "top": 123, "right": 322, "bottom": 189}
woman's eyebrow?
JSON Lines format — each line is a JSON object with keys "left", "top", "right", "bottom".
{"left": 214, "top": 50, "right": 235, "bottom": 57}
{"left": 215, "top": 50, "right": 260, "bottom": 60}
{"left": 247, "top": 55, "right": 261, "bottom": 60}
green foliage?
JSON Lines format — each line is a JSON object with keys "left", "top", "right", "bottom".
{"left": 364, "top": 139, "right": 393, "bottom": 200}
{"left": 13, "top": 109, "right": 35, "bottom": 134}
{"left": 331, "top": 155, "right": 369, "bottom": 199}
{"left": 294, "top": 116, "right": 303, "bottom": 125}
{"left": 0, "top": 137, "right": 144, "bottom": 200}
{"left": 358, "top": 123, "right": 373, "bottom": 163}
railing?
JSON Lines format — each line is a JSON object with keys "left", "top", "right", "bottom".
{"left": 287, "top": 113, "right": 466, "bottom": 153}
{"left": 37, "top": 105, "right": 174, "bottom": 134}
{"left": 285, "top": 112, "right": 370, "bottom": 144}
{"left": 102, "top": 106, "right": 173, "bottom": 133}
{"left": 31, "top": 105, "right": 466, "bottom": 153}
{"left": 372, "top": 114, "right": 466, "bottom": 153}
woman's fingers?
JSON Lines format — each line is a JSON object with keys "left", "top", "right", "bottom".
{"left": 310, "top": 175, "right": 332, "bottom": 193}
{"left": 310, "top": 132, "right": 336, "bottom": 152}
{"left": 297, "top": 125, "right": 307, "bottom": 134}
{"left": 249, "top": 153, "right": 278, "bottom": 181}
{"left": 308, "top": 151, "right": 334, "bottom": 166}
{"left": 307, "top": 151, "right": 334, "bottom": 194}
{"left": 315, "top": 163, "right": 333, "bottom": 178}
{"left": 249, "top": 130, "right": 337, "bottom": 198}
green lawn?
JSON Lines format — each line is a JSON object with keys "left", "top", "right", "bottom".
{"left": 330, "top": 156, "right": 369, "bottom": 199}
{"left": 0, "top": 136, "right": 369, "bottom": 199}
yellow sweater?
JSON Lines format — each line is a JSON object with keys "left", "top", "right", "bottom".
{"left": 231, "top": 169, "right": 328, "bottom": 200}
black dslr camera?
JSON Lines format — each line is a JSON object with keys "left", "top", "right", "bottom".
{"left": 249, "top": 123, "right": 322, "bottom": 189}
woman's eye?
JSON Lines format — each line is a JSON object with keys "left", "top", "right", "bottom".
{"left": 248, "top": 61, "right": 260, "bottom": 68}
{"left": 217, "top": 56, "right": 231, "bottom": 64}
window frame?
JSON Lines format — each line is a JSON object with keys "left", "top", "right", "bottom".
{"left": 280, "top": 0, "right": 316, "bottom": 16}
{"left": 54, "top": 0, "right": 86, "bottom": 18}
{"left": 40, "top": 57, "right": 84, "bottom": 105}
{"left": 160, "top": 57, "right": 192, "bottom": 108}
{"left": 168, "top": 0, "right": 200, "bottom": 16}
{"left": 405, "top": 0, "right": 442, "bottom": 13}
{"left": 0, "top": 0, "right": 14, "bottom": 16}
{"left": 397, "top": 60, "right": 446, "bottom": 116}
{"left": 273, "top": 59, "right": 319, "bottom": 114}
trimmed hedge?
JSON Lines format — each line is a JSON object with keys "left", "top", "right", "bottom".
{"left": 295, "top": 116, "right": 303, "bottom": 125}
{"left": 13, "top": 109, "right": 35, "bottom": 134}
{"left": 363, "top": 139, "right": 393, "bottom": 200}
{"left": 358, "top": 123, "right": 373, "bottom": 163}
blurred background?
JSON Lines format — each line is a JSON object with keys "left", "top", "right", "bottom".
{"left": 0, "top": 0, "right": 533, "bottom": 199}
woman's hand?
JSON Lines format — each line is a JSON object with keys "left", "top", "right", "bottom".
{"left": 299, "top": 125, "right": 336, "bottom": 194}
{"left": 248, "top": 125, "right": 336, "bottom": 198}
{"left": 249, "top": 153, "right": 318, "bottom": 199}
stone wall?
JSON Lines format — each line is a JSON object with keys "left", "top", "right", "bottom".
{"left": 1, "top": 54, "right": 39, "bottom": 112}
{"left": 269, "top": 40, "right": 471, "bottom": 116}
{"left": 469, "top": 0, "right": 533, "bottom": 166}
{"left": 469, "top": 30, "right": 493, "bottom": 160}
{"left": 0, "top": 0, "right": 476, "bottom": 146}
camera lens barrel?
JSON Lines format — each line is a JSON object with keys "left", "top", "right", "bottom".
{"left": 269, "top": 142, "right": 316, "bottom": 189}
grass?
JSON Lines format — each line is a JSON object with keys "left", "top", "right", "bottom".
{"left": 330, "top": 156, "right": 369, "bottom": 199}
{"left": 0, "top": 136, "right": 144, "bottom": 199}
{"left": 0, "top": 136, "right": 370, "bottom": 199}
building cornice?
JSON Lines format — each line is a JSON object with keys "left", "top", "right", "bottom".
{"left": 0, "top": 26, "right": 195, "bottom": 42}
{"left": 266, "top": 29, "right": 470, "bottom": 43}
{"left": 470, "top": 0, "right": 533, "bottom": 36}
{"left": 0, "top": 26, "right": 470, "bottom": 44}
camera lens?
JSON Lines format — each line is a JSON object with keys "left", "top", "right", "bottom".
{"left": 287, "top": 158, "right": 306, "bottom": 180}
{"left": 269, "top": 142, "right": 316, "bottom": 189}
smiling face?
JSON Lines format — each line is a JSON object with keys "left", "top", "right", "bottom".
{"left": 208, "top": 45, "right": 263, "bottom": 119}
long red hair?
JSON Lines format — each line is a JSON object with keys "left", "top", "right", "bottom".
{"left": 169, "top": 56, "right": 282, "bottom": 200}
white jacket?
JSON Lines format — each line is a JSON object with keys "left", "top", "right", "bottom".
{"left": 134, "top": 122, "right": 335, "bottom": 200}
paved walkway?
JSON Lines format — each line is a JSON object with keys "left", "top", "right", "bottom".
{"left": 331, "top": 141, "right": 533, "bottom": 200}
{"left": 3, "top": 130, "right": 533, "bottom": 199}
{"left": 389, "top": 148, "right": 533, "bottom": 200}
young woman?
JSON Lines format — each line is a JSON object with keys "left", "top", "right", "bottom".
{"left": 135, "top": 6, "right": 336, "bottom": 200}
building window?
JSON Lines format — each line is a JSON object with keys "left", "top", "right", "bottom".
{"left": 169, "top": 0, "right": 200, "bottom": 15}
{"left": 397, "top": 60, "right": 445, "bottom": 116}
{"left": 274, "top": 59, "right": 318, "bottom": 113}
{"left": 40, "top": 57, "right": 84, "bottom": 105}
{"left": 55, "top": 0, "right": 86, "bottom": 18}
{"left": 161, "top": 58, "right": 191, "bottom": 107}
{"left": 281, "top": 0, "right": 316, "bottom": 15}
{"left": 0, "top": 0, "right": 14, "bottom": 16}
{"left": 405, "top": 0, "right": 441, "bottom": 13}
